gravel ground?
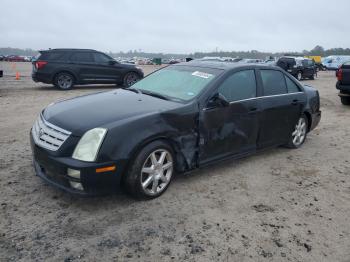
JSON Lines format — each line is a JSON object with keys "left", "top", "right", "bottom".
{"left": 0, "top": 62, "right": 349, "bottom": 262}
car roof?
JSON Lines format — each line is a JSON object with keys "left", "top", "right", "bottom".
{"left": 174, "top": 61, "right": 279, "bottom": 71}
{"left": 40, "top": 48, "right": 98, "bottom": 52}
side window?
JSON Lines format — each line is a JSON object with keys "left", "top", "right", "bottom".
{"left": 70, "top": 52, "right": 94, "bottom": 63}
{"left": 260, "top": 70, "right": 287, "bottom": 96}
{"left": 218, "top": 70, "right": 257, "bottom": 102}
{"left": 93, "top": 53, "right": 112, "bottom": 63}
{"left": 40, "top": 52, "right": 65, "bottom": 61}
{"left": 285, "top": 76, "right": 301, "bottom": 93}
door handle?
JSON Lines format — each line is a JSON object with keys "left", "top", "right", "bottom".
{"left": 248, "top": 107, "right": 258, "bottom": 113}
{"left": 291, "top": 99, "right": 299, "bottom": 105}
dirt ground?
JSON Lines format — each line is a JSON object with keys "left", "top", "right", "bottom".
{"left": 0, "top": 61, "right": 349, "bottom": 262}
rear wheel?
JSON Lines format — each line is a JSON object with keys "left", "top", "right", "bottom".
{"left": 340, "top": 96, "right": 350, "bottom": 105}
{"left": 286, "top": 115, "right": 308, "bottom": 148}
{"left": 54, "top": 72, "right": 74, "bottom": 90}
{"left": 124, "top": 140, "right": 175, "bottom": 199}
{"left": 123, "top": 72, "right": 140, "bottom": 87}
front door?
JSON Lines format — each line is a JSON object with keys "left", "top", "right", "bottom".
{"left": 92, "top": 52, "right": 122, "bottom": 83}
{"left": 199, "top": 69, "right": 260, "bottom": 164}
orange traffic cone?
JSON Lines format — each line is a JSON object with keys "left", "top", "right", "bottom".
{"left": 15, "top": 72, "right": 20, "bottom": 80}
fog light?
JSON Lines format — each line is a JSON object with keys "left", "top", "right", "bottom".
{"left": 67, "top": 168, "right": 80, "bottom": 179}
{"left": 69, "top": 181, "right": 84, "bottom": 191}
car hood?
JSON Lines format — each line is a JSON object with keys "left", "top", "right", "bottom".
{"left": 43, "top": 89, "right": 182, "bottom": 136}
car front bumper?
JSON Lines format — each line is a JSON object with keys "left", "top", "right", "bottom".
{"left": 30, "top": 134, "right": 126, "bottom": 196}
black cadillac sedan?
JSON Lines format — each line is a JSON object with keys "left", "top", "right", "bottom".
{"left": 30, "top": 62, "right": 321, "bottom": 199}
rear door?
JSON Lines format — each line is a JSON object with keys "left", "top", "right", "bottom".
{"left": 69, "top": 52, "right": 96, "bottom": 82}
{"left": 257, "top": 69, "right": 305, "bottom": 148}
{"left": 302, "top": 59, "right": 315, "bottom": 77}
{"left": 199, "top": 69, "right": 260, "bottom": 163}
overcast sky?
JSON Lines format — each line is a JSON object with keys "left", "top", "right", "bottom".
{"left": 1, "top": 0, "right": 349, "bottom": 54}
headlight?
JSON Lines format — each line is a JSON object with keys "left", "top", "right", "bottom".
{"left": 72, "top": 128, "right": 107, "bottom": 162}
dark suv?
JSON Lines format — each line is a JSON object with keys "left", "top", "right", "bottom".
{"left": 277, "top": 57, "right": 316, "bottom": 81}
{"left": 32, "top": 49, "right": 144, "bottom": 90}
{"left": 336, "top": 61, "right": 350, "bottom": 105}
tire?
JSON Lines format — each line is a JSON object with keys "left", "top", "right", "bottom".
{"left": 286, "top": 114, "right": 308, "bottom": 149}
{"left": 340, "top": 96, "right": 350, "bottom": 105}
{"left": 310, "top": 74, "right": 315, "bottom": 80}
{"left": 296, "top": 72, "right": 302, "bottom": 81}
{"left": 124, "top": 140, "right": 175, "bottom": 200}
{"left": 123, "top": 72, "right": 140, "bottom": 87}
{"left": 54, "top": 72, "right": 74, "bottom": 90}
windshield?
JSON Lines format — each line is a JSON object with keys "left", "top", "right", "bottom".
{"left": 131, "top": 66, "right": 222, "bottom": 101}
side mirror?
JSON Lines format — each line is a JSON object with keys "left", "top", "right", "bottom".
{"left": 207, "top": 93, "right": 230, "bottom": 108}
{"left": 108, "top": 60, "right": 116, "bottom": 65}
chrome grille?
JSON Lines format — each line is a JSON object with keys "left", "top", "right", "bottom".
{"left": 31, "top": 114, "right": 71, "bottom": 151}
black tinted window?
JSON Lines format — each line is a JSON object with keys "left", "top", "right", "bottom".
{"left": 218, "top": 70, "right": 257, "bottom": 102}
{"left": 261, "top": 70, "right": 287, "bottom": 96}
{"left": 93, "top": 53, "right": 112, "bottom": 63}
{"left": 285, "top": 76, "right": 300, "bottom": 93}
{"left": 70, "top": 52, "right": 94, "bottom": 62}
{"left": 39, "top": 52, "right": 66, "bottom": 61}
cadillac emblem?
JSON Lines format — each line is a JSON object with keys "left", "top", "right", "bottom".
{"left": 38, "top": 128, "right": 44, "bottom": 138}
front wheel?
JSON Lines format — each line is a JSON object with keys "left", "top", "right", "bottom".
{"left": 124, "top": 141, "right": 175, "bottom": 199}
{"left": 286, "top": 115, "right": 308, "bottom": 148}
{"left": 123, "top": 72, "right": 140, "bottom": 87}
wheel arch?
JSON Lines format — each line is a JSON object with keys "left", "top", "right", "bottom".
{"left": 52, "top": 70, "right": 78, "bottom": 83}
{"left": 121, "top": 135, "right": 187, "bottom": 183}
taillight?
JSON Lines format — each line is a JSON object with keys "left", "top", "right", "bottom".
{"left": 35, "top": 61, "right": 48, "bottom": 70}
{"left": 336, "top": 68, "right": 343, "bottom": 81}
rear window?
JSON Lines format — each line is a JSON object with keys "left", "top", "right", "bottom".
{"left": 260, "top": 70, "right": 287, "bottom": 96}
{"left": 39, "top": 52, "right": 66, "bottom": 61}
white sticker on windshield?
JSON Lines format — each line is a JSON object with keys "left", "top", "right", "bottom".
{"left": 192, "top": 71, "right": 213, "bottom": 79}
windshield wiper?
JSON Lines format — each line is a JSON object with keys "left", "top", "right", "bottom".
{"left": 139, "top": 90, "right": 170, "bottom": 100}
{"left": 123, "top": 87, "right": 141, "bottom": 94}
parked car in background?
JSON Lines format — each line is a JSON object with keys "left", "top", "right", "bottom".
{"left": 0, "top": 55, "right": 5, "bottom": 61}
{"left": 239, "top": 58, "right": 264, "bottom": 63}
{"left": 277, "top": 57, "right": 316, "bottom": 80}
{"left": 5, "top": 55, "right": 26, "bottom": 62}
{"left": 322, "top": 55, "right": 350, "bottom": 70}
{"left": 30, "top": 61, "right": 321, "bottom": 198}
{"left": 305, "top": 56, "right": 324, "bottom": 71}
{"left": 336, "top": 61, "right": 350, "bottom": 105}
{"left": 32, "top": 49, "right": 144, "bottom": 90}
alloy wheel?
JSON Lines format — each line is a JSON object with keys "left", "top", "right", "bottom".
{"left": 292, "top": 117, "right": 307, "bottom": 147}
{"left": 57, "top": 74, "right": 73, "bottom": 89}
{"left": 125, "top": 73, "right": 139, "bottom": 87}
{"left": 140, "top": 149, "right": 173, "bottom": 196}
